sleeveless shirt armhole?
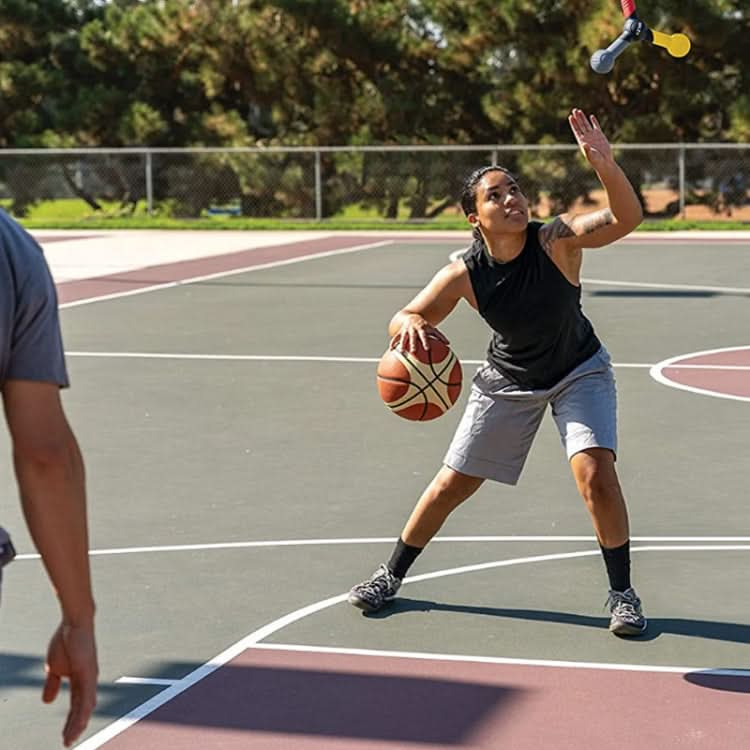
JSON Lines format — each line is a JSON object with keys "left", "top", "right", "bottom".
{"left": 462, "top": 239, "right": 486, "bottom": 313}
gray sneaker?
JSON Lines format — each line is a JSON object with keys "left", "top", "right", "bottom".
{"left": 348, "top": 563, "right": 401, "bottom": 612}
{"left": 0, "top": 527, "right": 16, "bottom": 607}
{"left": 607, "top": 587, "right": 647, "bottom": 636}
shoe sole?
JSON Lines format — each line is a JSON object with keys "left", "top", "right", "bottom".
{"left": 347, "top": 594, "right": 378, "bottom": 612}
{"left": 347, "top": 593, "right": 397, "bottom": 613}
{"left": 609, "top": 618, "right": 648, "bottom": 637}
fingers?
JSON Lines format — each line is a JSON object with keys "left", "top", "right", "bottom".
{"left": 402, "top": 327, "right": 428, "bottom": 352}
{"left": 417, "top": 328, "right": 432, "bottom": 352}
{"left": 44, "top": 667, "right": 96, "bottom": 747}
{"left": 42, "top": 669, "right": 61, "bottom": 704}
{"left": 62, "top": 681, "right": 96, "bottom": 748}
{"left": 569, "top": 109, "right": 605, "bottom": 137}
{"left": 389, "top": 329, "right": 419, "bottom": 351}
{"left": 428, "top": 328, "right": 450, "bottom": 346}
{"left": 568, "top": 110, "right": 611, "bottom": 167}
{"left": 43, "top": 622, "right": 98, "bottom": 747}
{"left": 568, "top": 108, "right": 593, "bottom": 138}
{"left": 390, "top": 326, "right": 449, "bottom": 353}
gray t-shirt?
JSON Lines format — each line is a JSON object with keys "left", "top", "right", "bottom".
{"left": 0, "top": 210, "right": 68, "bottom": 387}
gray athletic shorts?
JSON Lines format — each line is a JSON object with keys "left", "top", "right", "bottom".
{"left": 444, "top": 347, "right": 617, "bottom": 485}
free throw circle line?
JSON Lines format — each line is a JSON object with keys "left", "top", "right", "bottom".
{"left": 650, "top": 345, "right": 750, "bottom": 402}
{"left": 75, "top": 544, "right": 750, "bottom": 749}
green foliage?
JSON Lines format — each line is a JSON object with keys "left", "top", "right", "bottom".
{"left": 0, "top": 1, "right": 748, "bottom": 222}
{"left": 728, "top": 96, "right": 750, "bottom": 141}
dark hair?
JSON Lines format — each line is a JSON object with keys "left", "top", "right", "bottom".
{"left": 460, "top": 165, "right": 516, "bottom": 240}
{"left": 460, "top": 165, "right": 517, "bottom": 216}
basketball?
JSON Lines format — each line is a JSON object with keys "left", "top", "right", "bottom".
{"left": 376, "top": 337, "right": 462, "bottom": 421}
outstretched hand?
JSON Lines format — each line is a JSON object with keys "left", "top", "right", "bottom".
{"left": 568, "top": 109, "right": 613, "bottom": 171}
{"left": 43, "top": 622, "right": 98, "bottom": 747}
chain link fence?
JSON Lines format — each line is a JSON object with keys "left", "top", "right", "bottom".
{"left": 0, "top": 144, "right": 748, "bottom": 222}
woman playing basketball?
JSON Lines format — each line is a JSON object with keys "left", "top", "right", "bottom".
{"left": 348, "top": 108, "right": 647, "bottom": 636}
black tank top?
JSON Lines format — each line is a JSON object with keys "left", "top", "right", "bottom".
{"left": 462, "top": 221, "right": 601, "bottom": 389}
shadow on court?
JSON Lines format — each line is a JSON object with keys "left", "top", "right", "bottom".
{"left": 0, "top": 652, "right": 518, "bottom": 741}
{"left": 0, "top": 652, "right": 155, "bottom": 715}
{"left": 0, "top": 652, "right": 46, "bottom": 692}
{"left": 684, "top": 671, "right": 750, "bottom": 693}
{"left": 364, "top": 598, "right": 750, "bottom": 645}
{"left": 107, "top": 664, "right": 519, "bottom": 744}
{"left": 84, "top": 651, "right": 750, "bottom": 748}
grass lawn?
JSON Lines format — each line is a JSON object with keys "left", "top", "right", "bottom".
{"left": 5, "top": 198, "right": 749, "bottom": 231}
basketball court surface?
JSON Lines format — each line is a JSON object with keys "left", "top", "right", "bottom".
{"left": 0, "top": 228, "right": 748, "bottom": 748}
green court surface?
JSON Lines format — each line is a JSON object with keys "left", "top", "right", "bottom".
{"left": 0, "top": 232, "right": 748, "bottom": 748}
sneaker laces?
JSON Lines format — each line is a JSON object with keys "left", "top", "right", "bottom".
{"left": 607, "top": 589, "right": 642, "bottom": 621}
{"left": 356, "top": 566, "right": 398, "bottom": 597}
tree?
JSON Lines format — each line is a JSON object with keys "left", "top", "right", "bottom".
{"left": 0, "top": 1, "right": 747, "bottom": 218}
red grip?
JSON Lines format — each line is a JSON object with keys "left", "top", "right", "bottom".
{"left": 620, "top": 0, "right": 637, "bottom": 16}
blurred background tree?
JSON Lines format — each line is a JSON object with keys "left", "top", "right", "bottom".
{"left": 0, "top": 0, "right": 746, "bottom": 218}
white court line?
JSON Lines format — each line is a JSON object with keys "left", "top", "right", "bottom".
{"left": 651, "top": 345, "right": 750, "bottom": 403}
{"left": 59, "top": 240, "right": 393, "bottom": 309}
{"left": 116, "top": 643, "right": 750, "bottom": 692}
{"left": 62, "top": 351, "right": 654, "bottom": 369}
{"left": 14, "top": 535, "right": 750, "bottom": 561}
{"left": 251, "top": 643, "right": 750, "bottom": 678}
{"left": 75, "top": 544, "right": 750, "bottom": 749}
{"left": 66, "top": 352, "right": 384, "bottom": 363}
{"left": 116, "top": 677, "right": 178, "bottom": 687}
{"left": 61, "top": 352, "right": 750, "bottom": 375}
{"left": 64, "top": 351, "right": 750, "bottom": 371}
{"left": 653, "top": 365, "right": 750, "bottom": 370}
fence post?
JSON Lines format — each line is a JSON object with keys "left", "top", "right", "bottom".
{"left": 491, "top": 150, "right": 498, "bottom": 166}
{"left": 145, "top": 151, "right": 154, "bottom": 216}
{"left": 678, "top": 145, "right": 686, "bottom": 220}
{"left": 314, "top": 150, "right": 322, "bottom": 220}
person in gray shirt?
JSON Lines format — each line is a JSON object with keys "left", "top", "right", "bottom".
{"left": 0, "top": 209, "right": 97, "bottom": 747}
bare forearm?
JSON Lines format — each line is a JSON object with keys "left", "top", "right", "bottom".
{"left": 16, "top": 436, "right": 95, "bottom": 626}
{"left": 595, "top": 160, "right": 643, "bottom": 229}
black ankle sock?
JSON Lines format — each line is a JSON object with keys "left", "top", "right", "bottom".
{"left": 387, "top": 538, "right": 423, "bottom": 580}
{"left": 599, "top": 540, "right": 631, "bottom": 592}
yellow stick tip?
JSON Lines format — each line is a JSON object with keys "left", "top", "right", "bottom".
{"left": 668, "top": 33, "right": 691, "bottom": 58}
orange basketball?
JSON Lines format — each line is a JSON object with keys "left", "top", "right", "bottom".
{"left": 376, "top": 337, "right": 463, "bottom": 421}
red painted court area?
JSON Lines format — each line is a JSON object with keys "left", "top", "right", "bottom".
{"left": 101, "top": 648, "right": 748, "bottom": 749}
{"left": 55, "top": 235, "right": 380, "bottom": 304}
{"left": 658, "top": 347, "right": 750, "bottom": 399}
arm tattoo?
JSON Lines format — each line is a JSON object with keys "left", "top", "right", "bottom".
{"left": 571, "top": 208, "right": 615, "bottom": 236}
{"left": 540, "top": 209, "right": 615, "bottom": 254}
{"left": 539, "top": 216, "right": 575, "bottom": 254}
